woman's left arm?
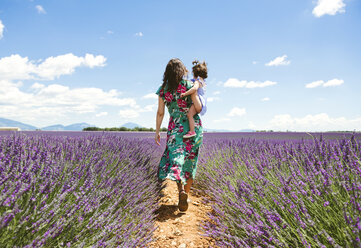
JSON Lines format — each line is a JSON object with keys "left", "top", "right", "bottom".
{"left": 155, "top": 96, "right": 165, "bottom": 145}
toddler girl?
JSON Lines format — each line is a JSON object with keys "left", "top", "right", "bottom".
{"left": 181, "top": 60, "right": 207, "bottom": 138}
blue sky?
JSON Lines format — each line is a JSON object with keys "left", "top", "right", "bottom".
{"left": 0, "top": 0, "right": 360, "bottom": 131}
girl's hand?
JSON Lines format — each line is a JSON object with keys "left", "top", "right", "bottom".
{"left": 180, "top": 93, "right": 186, "bottom": 98}
{"left": 155, "top": 132, "right": 161, "bottom": 146}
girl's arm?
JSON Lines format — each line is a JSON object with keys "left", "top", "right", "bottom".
{"left": 181, "top": 81, "right": 200, "bottom": 98}
{"left": 155, "top": 96, "right": 165, "bottom": 145}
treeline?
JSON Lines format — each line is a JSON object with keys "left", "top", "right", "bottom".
{"left": 83, "top": 126, "right": 168, "bottom": 132}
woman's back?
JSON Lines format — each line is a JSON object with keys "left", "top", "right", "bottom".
{"left": 157, "top": 80, "right": 193, "bottom": 118}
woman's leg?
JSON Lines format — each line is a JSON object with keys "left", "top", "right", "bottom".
{"left": 177, "top": 178, "right": 193, "bottom": 212}
{"left": 177, "top": 182, "right": 183, "bottom": 193}
{"left": 187, "top": 105, "right": 197, "bottom": 133}
{"left": 184, "top": 178, "right": 193, "bottom": 194}
{"left": 177, "top": 178, "right": 193, "bottom": 194}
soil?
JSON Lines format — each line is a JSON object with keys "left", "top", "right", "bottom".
{"left": 148, "top": 180, "right": 216, "bottom": 248}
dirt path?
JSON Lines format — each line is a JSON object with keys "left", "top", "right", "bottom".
{"left": 149, "top": 180, "right": 216, "bottom": 248}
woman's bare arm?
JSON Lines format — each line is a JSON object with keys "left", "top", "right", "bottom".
{"left": 181, "top": 81, "right": 200, "bottom": 98}
{"left": 155, "top": 96, "right": 165, "bottom": 145}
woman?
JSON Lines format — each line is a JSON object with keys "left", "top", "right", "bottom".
{"left": 155, "top": 58, "right": 203, "bottom": 212}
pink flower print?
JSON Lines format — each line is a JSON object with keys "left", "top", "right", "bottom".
{"left": 184, "top": 138, "right": 191, "bottom": 146}
{"left": 188, "top": 152, "right": 196, "bottom": 159}
{"left": 159, "top": 89, "right": 164, "bottom": 97}
{"left": 199, "top": 118, "right": 202, "bottom": 127}
{"left": 172, "top": 165, "right": 181, "bottom": 180}
{"left": 186, "top": 143, "right": 193, "bottom": 152}
{"left": 177, "top": 84, "right": 187, "bottom": 94}
{"left": 168, "top": 120, "right": 175, "bottom": 131}
{"left": 166, "top": 151, "right": 170, "bottom": 159}
{"left": 178, "top": 125, "right": 184, "bottom": 133}
{"left": 177, "top": 99, "right": 187, "bottom": 108}
{"left": 185, "top": 171, "right": 190, "bottom": 179}
{"left": 175, "top": 147, "right": 184, "bottom": 153}
{"left": 164, "top": 92, "right": 173, "bottom": 102}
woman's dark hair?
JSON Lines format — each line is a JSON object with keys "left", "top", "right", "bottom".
{"left": 192, "top": 60, "right": 208, "bottom": 79}
{"left": 162, "top": 58, "right": 188, "bottom": 92}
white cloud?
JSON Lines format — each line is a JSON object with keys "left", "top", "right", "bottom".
{"left": 96, "top": 112, "right": 108, "bottom": 117}
{"left": 313, "top": 0, "right": 345, "bottom": 17}
{"left": 261, "top": 97, "right": 270, "bottom": 101}
{"left": 268, "top": 113, "right": 361, "bottom": 131}
{"left": 323, "top": 78, "right": 344, "bottom": 87}
{"left": 0, "top": 20, "right": 4, "bottom": 39}
{"left": 207, "top": 97, "right": 220, "bottom": 103}
{"left": 35, "top": 5, "right": 46, "bottom": 14}
{"left": 107, "top": 30, "right": 114, "bottom": 34}
{"left": 135, "top": 32, "right": 143, "bottom": 37}
{"left": 0, "top": 80, "right": 136, "bottom": 123}
{"left": 31, "top": 82, "right": 45, "bottom": 90}
{"left": 265, "top": 55, "right": 290, "bottom": 66}
{"left": 213, "top": 91, "right": 221, "bottom": 95}
{"left": 0, "top": 55, "right": 35, "bottom": 80}
{"left": 305, "top": 80, "right": 324, "bottom": 88}
{"left": 252, "top": 61, "right": 258, "bottom": 65}
{"left": 141, "top": 104, "right": 155, "bottom": 112}
{"left": 306, "top": 78, "right": 344, "bottom": 88}
{"left": 214, "top": 118, "right": 231, "bottom": 123}
{"left": 119, "top": 109, "right": 139, "bottom": 119}
{"left": 142, "top": 93, "right": 158, "bottom": 99}
{"left": 224, "top": 78, "right": 277, "bottom": 88}
{"left": 228, "top": 107, "right": 246, "bottom": 117}
{"left": 0, "top": 53, "right": 106, "bottom": 81}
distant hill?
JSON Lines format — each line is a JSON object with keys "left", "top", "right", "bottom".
{"left": 0, "top": 117, "right": 93, "bottom": 131}
{"left": 0, "top": 117, "right": 37, "bottom": 130}
{"left": 42, "top": 123, "right": 92, "bottom": 131}
{"left": 41, "top": 124, "right": 65, "bottom": 131}
{"left": 121, "top": 122, "right": 143, "bottom": 129}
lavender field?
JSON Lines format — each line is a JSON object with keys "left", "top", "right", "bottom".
{"left": 197, "top": 132, "right": 361, "bottom": 247}
{"left": 1, "top": 131, "right": 361, "bottom": 247}
{"left": 0, "top": 133, "right": 163, "bottom": 247}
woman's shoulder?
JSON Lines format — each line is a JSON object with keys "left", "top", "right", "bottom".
{"left": 181, "top": 79, "right": 193, "bottom": 89}
{"left": 156, "top": 84, "right": 165, "bottom": 97}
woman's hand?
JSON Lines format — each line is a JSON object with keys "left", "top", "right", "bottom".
{"left": 180, "top": 93, "right": 186, "bottom": 98}
{"left": 155, "top": 132, "right": 161, "bottom": 146}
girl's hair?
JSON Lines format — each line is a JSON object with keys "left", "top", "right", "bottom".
{"left": 192, "top": 60, "right": 208, "bottom": 79}
{"left": 162, "top": 58, "right": 188, "bottom": 92}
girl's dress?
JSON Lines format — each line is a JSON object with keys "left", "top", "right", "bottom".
{"left": 156, "top": 80, "right": 203, "bottom": 185}
{"left": 191, "top": 78, "right": 207, "bottom": 116}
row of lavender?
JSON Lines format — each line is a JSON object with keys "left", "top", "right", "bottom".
{"left": 197, "top": 135, "right": 361, "bottom": 247}
{"left": 0, "top": 133, "right": 163, "bottom": 247}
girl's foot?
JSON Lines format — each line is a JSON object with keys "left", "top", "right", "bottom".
{"left": 183, "top": 131, "right": 196, "bottom": 139}
{"left": 178, "top": 190, "right": 188, "bottom": 212}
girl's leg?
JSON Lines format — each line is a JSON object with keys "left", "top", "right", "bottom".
{"left": 190, "top": 92, "right": 202, "bottom": 114}
{"left": 187, "top": 92, "right": 202, "bottom": 133}
{"left": 187, "top": 105, "right": 197, "bottom": 133}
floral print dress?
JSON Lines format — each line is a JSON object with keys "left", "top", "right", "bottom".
{"left": 156, "top": 79, "right": 203, "bottom": 185}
